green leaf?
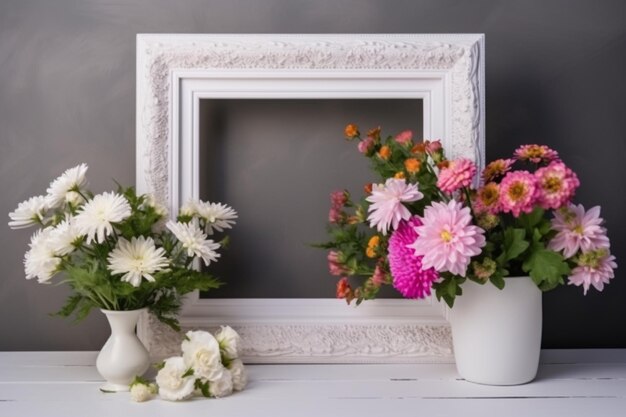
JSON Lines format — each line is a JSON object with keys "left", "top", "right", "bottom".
{"left": 194, "top": 379, "right": 211, "bottom": 397}
{"left": 182, "top": 368, "right": 195, "bottom": 378}
{"left": 500, "top": 228, "right": 530, "bottom": 262}
{"left": 517, "top": 207, "right": 545, "bottom": 230}
{"left": 522, "top": 243, "right": 570, "bottom": 291}
{"left": 489, "top": 273, "right": 505, "bottom": 290}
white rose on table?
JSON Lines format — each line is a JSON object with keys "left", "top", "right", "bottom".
{"left": 155, "top": 357, "right": 196, "bottom": 401}
{"left": 130, "top": 381, "right": 157, "bottom": 402}
{"left": 182, "top": 330, "right": 224, "bottom": 381}
{"left": 228, "top": 358, "right": 248, "bottom": 391}
{"left": 215, "top": 325, "right": 242, "bottom": 360}
{"left": 208, "top": 368, "right": 234, "bottom": 398}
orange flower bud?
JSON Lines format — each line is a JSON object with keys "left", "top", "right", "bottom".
{"left": 437, "top": 160, "right": 450, "bottom": 170}
{"left": 394, "top": 171, "right": 406, "bottom": 179}
{"left": 344, "top": 124, "right": 359, "bottom": 139}
{"left": 364, "top": 183, "right": 373, "bottom": 194}
{"left": 378, "top": 145, "right": 391, "bottom": 160}
{"left": 367, "top": 126, "right": 381, "bottom": 139}
{"left": 411, "top": 142, "right": 427, "bottom": 154}
{"left": 404, "top": 158, "right": 421, "bottom": 174}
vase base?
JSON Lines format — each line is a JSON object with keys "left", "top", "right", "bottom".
{"left": 100, "top": 382, "right": 130, "bottom": 393}
{"left": 461, "top": 376, "right": 536, "bottom": 386}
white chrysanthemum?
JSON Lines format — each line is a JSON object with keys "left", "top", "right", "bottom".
{"left": 142, "top": 193, "right": 168, "bottom": 217}
{"left": 130, "top": 382, "right": 157, "bottom": 402}
{"left": 74, "top": 192, "right": 131, "bottom": 244}
{"left": 48, "top": 217, "right": 82, "bottom": 256}
{"left": 208, "top": 368, "right": 233, "bottom": 398}
{"left": 228, "top": 359, "right": 248, "bottom": 391}
{"left": 196, "top": 202, "right": 238, "bottom": 235}
{"left": 156, "top": 357, "right": 196, "bottom": 401}
{"left": 182, "top": 330, "right": 224, "bottom": 381}
{"left": 215, "top": 325, "right": 242, "bottom": 360}
{"left": 107, "top": 236, "right": 169, "bottom": 287}
{"left": 24, "top": 228, "right": 61, "bottom": 283}
{"left": 8, "top": 195, "right": 48, "bottom": 229}
{"left": 179, "top": 199, "right": 198, "bottom": 217}
{"left": 45, "top": 163, "right": 88, "bottom": 208}
{"left": 166, "top": 220, "right": 220, "bottom": 266}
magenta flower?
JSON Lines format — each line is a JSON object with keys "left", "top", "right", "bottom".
{"left": 568, "top": 249, "right": 617, "bottom": 295}
{"left": 388, "top": 217, "right": 439, "bottom": 298}
{"left": 357, "top": 136, "right": 375, "bottom": 154}
{"left": 514, "top": 144, "right": 559, "bottom": 164}
{"left": 436, "top": 158, "right": 477, "bottom": 194}
{"left": 534, "top": 161, "right": 580, "bottom": 210}
{"left": 394, "top": 130, "right": 413, "bottom": 145}
{"left": 366, "top": 178, "right": 423, "bottom": 235}
{"left": 499, "top": 170, "right": 537, "bottom": 217}
{"left": 548, "top": 204, "right": 610, "bottom": 258}
{"left": 409, "top": 200, "right": 486, "bottom": 277}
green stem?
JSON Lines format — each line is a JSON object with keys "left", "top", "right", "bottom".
{"left": 463, "top": 187, "right": 477, "bottom": 220}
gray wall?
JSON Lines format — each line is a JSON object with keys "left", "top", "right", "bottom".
{"left": 1, "top": 0, "right": 624, "bottom": 350}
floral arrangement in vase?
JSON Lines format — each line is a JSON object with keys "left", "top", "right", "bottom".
{"left": 319, "top": 125, "right": 617, "bottom": 307}
{"left": 8, "top": 163, "right": 237, "bottom": 329}
{"left": 130, "top": 327, "right": 247, "bottom": 402}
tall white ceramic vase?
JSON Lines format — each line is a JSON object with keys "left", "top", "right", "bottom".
{"left": 449, "top": 276, "right": 542, "bottom": 385}
{"left": 96, "top": 308, "right": 151, "bottom": 392}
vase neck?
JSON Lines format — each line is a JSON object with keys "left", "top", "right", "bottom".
{"left": 101, "top": 309, "right": 144, "bottom": 335}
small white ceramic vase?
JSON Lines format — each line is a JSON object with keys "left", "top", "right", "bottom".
{"left": 96, "top": 308, "right": 150, "bottom": 392}
{"left": 449, "top": 276, "right": 542, "bottom": 385}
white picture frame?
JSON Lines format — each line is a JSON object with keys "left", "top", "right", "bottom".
{"left": 136, "top": 34, "right": 485, "bottom": 363}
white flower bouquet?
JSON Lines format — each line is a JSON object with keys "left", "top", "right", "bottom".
{"left": 8, "top": 164, "right": 237, "bottom": 329}
{"left": 131, "top": 327, "right": 248, "bottom": 402}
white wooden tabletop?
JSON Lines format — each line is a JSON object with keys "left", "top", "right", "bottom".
{"left": 1, "top": 350, "right": 625, "bottom": 417}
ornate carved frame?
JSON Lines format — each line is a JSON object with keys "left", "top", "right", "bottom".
{"left": 136, "top": 34, "right": 485, "bottom": 363}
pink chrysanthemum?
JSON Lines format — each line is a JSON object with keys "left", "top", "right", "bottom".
{"left": 394, "top": 130, "right": 413, "bottom": 145}
{"left": 514, "top": 144, "right": 559, "bottom": 164}
{"left": 366, "top": 178, "right": 423, "bottom": 235}
{"left": 534, "top": 161, "right": 580, "bottom": 210}
{"left": 388, "top": 217, "right": 439, "bottom": 298}
{"left": 499, "top": 170, "right": 537, "bottom": 217}
{"left": 409, "top": 200, "right": 486, "bottom": 277}
{"left": 548, "top": 204, "right": 610, "bottom": 258}
{"left": 437, "top": 158, "right": 477, "bottom": 194}
{"left": 482, "top": 158, "right": 515, "bottom": 183}
{"left": 568, "top": 249, "right": 617, "bottom": 295}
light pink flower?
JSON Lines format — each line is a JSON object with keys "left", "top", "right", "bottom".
{"left": 327, "top": 251, "right": 347, "bottom": 276}
{"left": 366, "top": 178, "right": 423, "bottom": 235}
{"left": 548, "top": 204, "right": 610, "bottom": 258}
{"left": 357, "top": 136, "right": 375, "bottom": 154}
{"left": 499, "top": 170, "right": 537, "bottom": 217}
{"left": 388, "top": 217, "right": 439, "bottom": 298}
{"left": 409, "top": 200, "right": 486, "bottom": 277}
{"left": 437, "top": 158, "right": 477, "bottom": 193}
{"left": 568, "top": 250, "right": 617, "bottom": 295}
{"left": 534, "top": 161, "right": 580, "bottom": 210}
{"left": 394, "top": 130, "right": 413, "bottom": 145}
{"left": 514, "top": 144, "right": 559, "bottom": 164}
